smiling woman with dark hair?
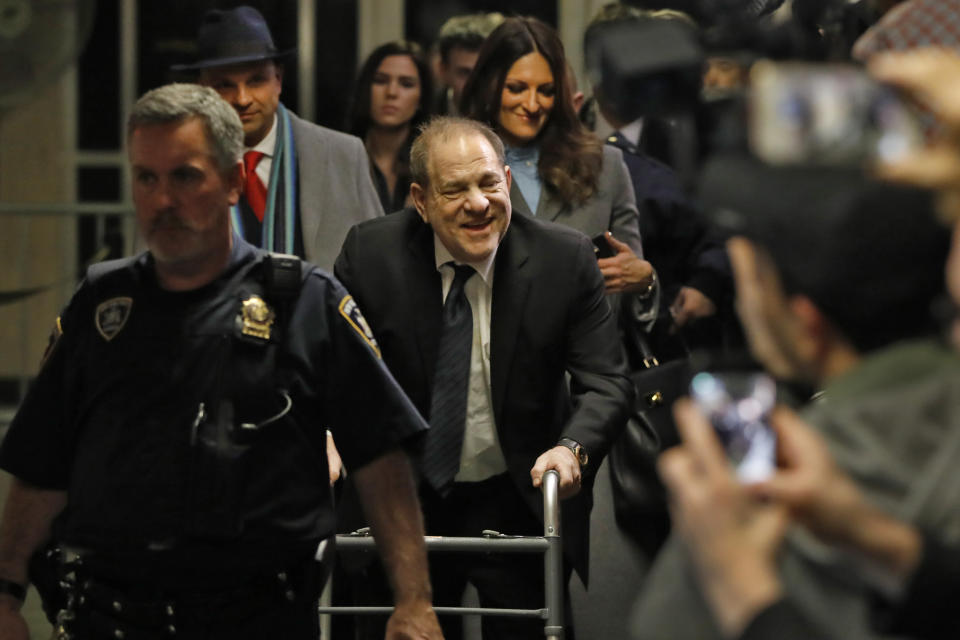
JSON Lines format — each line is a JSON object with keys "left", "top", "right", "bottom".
{"left": 459, "top": 16, "right": 656, "bottom": 300}
{"left": 347, "top": 40, "right": 433, "bottom": 213}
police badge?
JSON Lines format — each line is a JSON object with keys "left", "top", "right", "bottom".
{"left": 95, "top": 297, "right": 133, "bottom": 341}
{"left": 240, "top": 295, "right": 275, "bottom": 340}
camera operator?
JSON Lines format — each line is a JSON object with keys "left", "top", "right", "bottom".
{"left": 635, "top": 47, "right": 960, "bottom": 640}
{"left": 585, "top": 5, "right": 734, "bottom": 363}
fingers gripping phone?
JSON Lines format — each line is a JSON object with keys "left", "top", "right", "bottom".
{"left": 689, "top": 371, "right": 777, "bottom": 483}
{"left": 592, "top": 233, "right": 615, "bottom": 259}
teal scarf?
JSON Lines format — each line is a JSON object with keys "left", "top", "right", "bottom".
{"left": 230, "top": 103, "right": 299, "bottom": 253}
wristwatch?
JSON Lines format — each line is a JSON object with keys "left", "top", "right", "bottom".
{"left": 558, "top": 438, "right": 589, "bottom": 468}
{"left": 637, "top": 270, "right": 657, "bottom": 299}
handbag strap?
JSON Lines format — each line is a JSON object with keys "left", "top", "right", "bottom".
{"left": 632, "top": 325, "right": 660, "bottom": 369}
{"left": 623, "top": 311, "right": 694, "bottom": 371}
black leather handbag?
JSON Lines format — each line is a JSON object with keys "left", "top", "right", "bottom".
{"left": 608, "top": 317, "right": 691, "bottom": 555}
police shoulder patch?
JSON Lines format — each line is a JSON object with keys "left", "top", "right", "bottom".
{"left": 338, "top": 295, "right": 381, "bottom": 358}
{"left": 95, "top": 296, "right": 133, "bottom": 341}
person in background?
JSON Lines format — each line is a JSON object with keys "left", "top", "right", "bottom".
{"left": 582, "top": 2, "right": 701, "bottom": 171}
{"left": 459, "top": 16, "right": 656, "bottom": 322}
{"left": 177, "top": 6, "right": 383, "bottom": 269}
{"left": 348, "top": 41, "right": 433, "bottom": 213}
{"left": 584, "top": 4, "right": 734, "bottom": 362}
{"left": 433, "top": 12, "right": 504, "bottom": 116}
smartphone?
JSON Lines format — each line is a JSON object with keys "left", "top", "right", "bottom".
{"left": 592, "top": 233, "right": 615, "bottom": 259}
{"left": 689, "top": 370, "right": 777, "bottom": 483}
{"left": 749, "top": 61, "right": 921, "bottom": 166}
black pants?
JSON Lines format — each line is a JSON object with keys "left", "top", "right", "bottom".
{"left": 338, "top": 473, "right": 574, "bottom": 640}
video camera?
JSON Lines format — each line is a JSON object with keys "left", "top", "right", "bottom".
{"left": 584, "top": 0, "right": 917, "bottom": 170}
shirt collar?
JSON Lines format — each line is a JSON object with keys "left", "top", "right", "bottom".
{"left": 504, "top": 144, "right": 540, "bottom": 164}
{"left": 618, "top": 119, "right": 644, "bottom": 147}
{"left": 248, "top": 113, "right": 278, "bottom": 156}
{"left": 432, "top": 235, "right": 497, "bottom": 286}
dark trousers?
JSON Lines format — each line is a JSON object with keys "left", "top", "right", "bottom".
{"left": 337, "top": 473, "right": 573, "bottom": 640}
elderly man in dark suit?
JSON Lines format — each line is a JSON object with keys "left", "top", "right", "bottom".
{"left": 335, "top": 116, "right": 633, "bottom": 639}
{"left": 175, "top": 6, "right": 383, "bottom": 269}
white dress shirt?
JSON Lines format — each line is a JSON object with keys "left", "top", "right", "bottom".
{"left": 247, "top": 114, "right": 277, "bottom": 187}
{"left": 433, "top": 237, "right": 509, "bottom": 482}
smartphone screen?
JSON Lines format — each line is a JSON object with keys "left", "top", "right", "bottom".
{"left": 749, "top": 61, "right": 920, "bottom": 166}
{"left": 689, "top": 371, "right": 777, "bottom": 483}
{"left": 592, "top": 233, "right": 615, "bottom": 259}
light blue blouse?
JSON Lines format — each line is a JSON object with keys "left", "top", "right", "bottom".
{"left": 505, "top": 145, "right": 541, "bottom": 215}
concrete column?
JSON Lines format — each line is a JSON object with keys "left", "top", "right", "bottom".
{"left": 357, "top": 0, "right": 404, "bottom": 67}
{"left": 558, "top": 0, "right": 612, "bottom": 92}
{"left": 0, "top": 77, "right": 76, "bottom": 381}
{"left": 297, "top": 0, "right": 318, "bottom": 122}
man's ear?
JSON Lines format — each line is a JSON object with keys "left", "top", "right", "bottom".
{"left": 410, "top": 182, "right": 429, "bottom": 223}
{"left": 788, "top": 294, "right": 832, "bottom": 363}
{"left": 227, "top": 160, "right": 244, "bottom": 206}
{"left": 789, "top": 295, "right": 827, "bottom": 337}
{"left": 791, "top": 294, "right": 862, "bottom": 379}
{"left": 503, "top": 165, "right": 512, "bottom": 192}
{"left": 274, "top": 62, "right": 284, "bottom": 88}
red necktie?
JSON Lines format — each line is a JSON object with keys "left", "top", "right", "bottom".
{"left": 243, "top": 150, "right": 267, "bottom": 222}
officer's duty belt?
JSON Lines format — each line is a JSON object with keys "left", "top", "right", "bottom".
{"left": 67, "top": 554, "right": 318, "bottom": 639}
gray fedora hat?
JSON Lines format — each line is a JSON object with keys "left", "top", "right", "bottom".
{"left": 171, "top": 6, "right": 294, "bottom": 72}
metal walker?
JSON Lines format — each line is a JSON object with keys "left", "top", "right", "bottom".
{"left": 318, "top": 469, "right": 565, "bottom": 639}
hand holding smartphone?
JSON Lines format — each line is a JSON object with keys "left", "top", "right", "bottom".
{"left": 592, "top": 233, "right": 616, "bottom": 259}
{"left": 689, "top": 371, "right": 777, "bottom": 483}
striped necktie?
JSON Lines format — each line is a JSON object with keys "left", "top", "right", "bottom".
{"left": 421, "top": 263, "right": 475, "bottom": 495}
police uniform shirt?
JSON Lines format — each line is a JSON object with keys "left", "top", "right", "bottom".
{"left": 0, "top": 236, "right": 426, "bottom": 564}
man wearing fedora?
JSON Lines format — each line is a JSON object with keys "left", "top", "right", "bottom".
{"left": 174, "top": 5, "right": 383, "bottom": 271}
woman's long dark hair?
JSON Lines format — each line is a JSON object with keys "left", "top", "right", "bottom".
{"left": 346, "top": 40, "right": 433, "bottom": 141}
{"left": 459, "top": 17, "right": 602, "bottom": 206}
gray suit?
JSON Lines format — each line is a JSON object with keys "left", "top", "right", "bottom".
{"left": 510, "top": 145, "right": 644, "bottom": 259}
{"left": 511, "top": 145, "right": 652, "bottom": 324}
{"left": 288, "top": 110, "right": 383, "bottom": 271}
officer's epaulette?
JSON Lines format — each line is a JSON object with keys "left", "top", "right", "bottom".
{"left": 84, "top": 255, "right": 140, "bottom": 285}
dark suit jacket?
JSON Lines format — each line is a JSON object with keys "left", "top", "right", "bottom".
{"left": 606, "top": 131, "right": 729, "bottom": 309}
{"left": 334, "top": 209, "right": 633, "bottom": 581}
{"left": 607, "top": 132, "right": 737, "bottom": 358}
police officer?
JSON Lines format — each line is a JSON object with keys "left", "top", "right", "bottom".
{"left": 0, "top": 84, "right": 442, "bottom": 640}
